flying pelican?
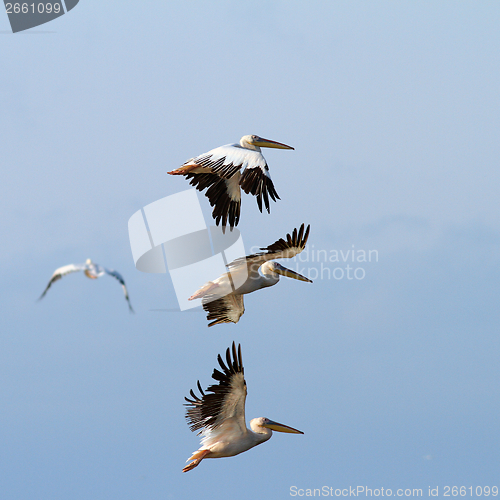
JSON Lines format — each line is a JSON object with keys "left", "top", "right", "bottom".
{"left": 39, "top": 259, "right": 134, "bottom": 312}
{"left": 189, "top": 223, "right": 312, "bottom": 326}
{"left": 183, "top": 342, "right": 303, "bottom": 472}
{"left": 167, "top": 135, "right": 294, "bottom": 230}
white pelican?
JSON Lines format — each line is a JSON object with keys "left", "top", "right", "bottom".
{"left": 167, "top": 135, "right": 293, "bottom": 230}
{"left": 39, "top": 258, "right": 134, "bottom": 312}
{"left": 189, "top": 224, "right": 312, "bottom": 326}
{"left": 183, "top": 342, "right": 303, "bottom": 472}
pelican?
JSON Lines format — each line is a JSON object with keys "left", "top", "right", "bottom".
{"left": 167, "top": 135, "right": 293, "bottom": 230}
{"left": 189, "top": 223, "right": 312, "bottom": 326}
{"left": 39, "top": 259, "right": 134, "bottom": 312}
{"left": 183, "top": 342, "right": 303, "bottom": 472}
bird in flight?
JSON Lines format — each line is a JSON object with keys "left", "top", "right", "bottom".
{"left": 168, "top": 135, "right": 294, "bottom": 230}
{"left": 39, "top": 258, "right": 134, "bottom": 312}
{"left": 183, "top": 342, "right": 303, "bottom": 472}
{"left": 189, "top": 224, "right": 312, "bottom": 326}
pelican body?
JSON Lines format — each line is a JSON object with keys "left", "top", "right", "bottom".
{"left": 39, "top": 258, "right": 134, "bottom": 312}
{"left": 168, "top": 135, "right": 293, "bottom": 229}
{"left": 183, "top": 342, "right": 303, "bottom": 472}
{"left": 189, "top": 224, "right": 312, "bottom": 326}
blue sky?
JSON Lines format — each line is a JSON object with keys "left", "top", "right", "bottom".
{"left": 1, "top": 2, "right": 499, "bottom": 499}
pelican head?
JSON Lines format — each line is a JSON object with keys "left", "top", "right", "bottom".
{"left": 263, "top": 261, "right": 312, "bottom": 283}
{"left": 85, "top": 258, "right": 92, "bottom": 265}
{"left": 240, "top": 135, "right": 294, "bottom": 151}
{"left": 251, "top": 417, "right": 304, "bottom": 435}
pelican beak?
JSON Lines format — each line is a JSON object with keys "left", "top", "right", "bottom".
{"left": 263, "top": 419, "right": 304, "bottom": 434}
{"left": 253, "top": 136, "right": 294, "bottom": 150}
{"left": 275, "top": 263, "right": 312, "bottom": 283}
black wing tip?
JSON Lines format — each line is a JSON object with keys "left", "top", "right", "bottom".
{"left": 239, "top": 167, "right": 279, "bottom": 214}
{"left": 184, "top": 343, "right": 244, "bottom": 433}
{"left": 205, "top": 176, "right": 241, "bottom": 230}
{"left": 185, "top": 344, "right": 242, "bottom": 404}
{"left": 38, "top": 274, "right": 60, "bottom": 300}
{"left": 235, "top": 342, "right": 243, "bottom": 373}
{"left": 290, "top": 223, "right": 310, "bottom": 247}
{"left": 216, "top": 342, "right": 243, "bottom": 376}
{"left": 217, "top": 352, "right": 228, "bottom": 373}
{"left": 207, "top": 315, "right": 233, "bottom": 327}
{"left": 203, "top": 295, "right": 241, "bottom": 327}
{"left": 229, "top": 341, "right": 243, "bottom": 374}
{"left": 215, "top": 343, "right": 242, "bottom": 376}
{"left": 252, "top": 223, "right": 311, "bottom": 258}
{"left": 218, "top": 224, "right": 238, "bottom": 234}
{"left": 303, "top": 224, "right": 310, "bottom": 246}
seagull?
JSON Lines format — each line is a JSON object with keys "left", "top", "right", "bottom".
{"left": 189, "top": 224, "right": 311, "bottom": 326}
{"left": 167, "top": 135, "right": 294, "bottom": 230}
{"left": 183, "top": 342, "right": 303, "bottom": 472}
{"left": 39, "top": 258, "right": 134, "bottom": 312}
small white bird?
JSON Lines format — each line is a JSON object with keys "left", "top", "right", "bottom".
{"left": 168, "top": 135, "right": 294, "bottom": 230}
{"left": 189, "top": 224, "right": 312, "bottom": 326}
{"left": 183, "top": 342, "right": 303, "bottom": 472}
{"left": 39, "top": 258, "right": 134, "bottom": 312}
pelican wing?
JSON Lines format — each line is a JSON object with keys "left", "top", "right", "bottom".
{"left": 185, "top": 173, "right": 241, "bottom": 229}
{"left": 174, "top": 143, "right": 280, "bottom": 227}
{"left": 38, "top": 263, "right": 86, "bottom": 300}
{"left": 182, "top": 144, "right": 248, "bottom": 179}
{"left": 202, "top": 293, "right": 245, "bottom": 327}
{"left": 239, "top": 163, "right": 280, "bottom": 213}
{"left": 181, "top": 144, "right": 254, "bottom": 229}
{"left": 230, "top": 224, "right": 311, "bottom": 270}
{"left": 104, "top": 268, "right": 134, "bottom": 313}
{"left": 185, "top": 342, "right": 246, "bottom": 433}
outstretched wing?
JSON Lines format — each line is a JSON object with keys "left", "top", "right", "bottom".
{"left": 185, "top": 172, "right": 241, "bottom": 229}
{"left": 201, "top": 294, "right": 245, "bottom": 327}
{"left": 104, "top": 268, "right": 135, "bottom": 313}
{"left": 170, "top": 143, "right": 257, "bottom": 230}
{"left": 169, "top": 143, "right": 280, "bottom": 228}
{"left": 185, "top": 342, "right": 247, "bottom": 434}
{"left": 180, "top": 144, "right": 245, "bottom": 179}
{"left": 239, "top": 162, "right": 280, "bottom": 213}
{"left": 38, "top": 263, "right": 86, "bottom": 300}
{"left": 229, "top": 224, "right": 311, "bottom": 270}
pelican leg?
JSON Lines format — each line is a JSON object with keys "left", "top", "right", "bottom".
{"left": 182, "top": 449, "right": 210, "bottom": 473}
{"left": 84, "top": 270, "right": 98, "bottom": 279}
